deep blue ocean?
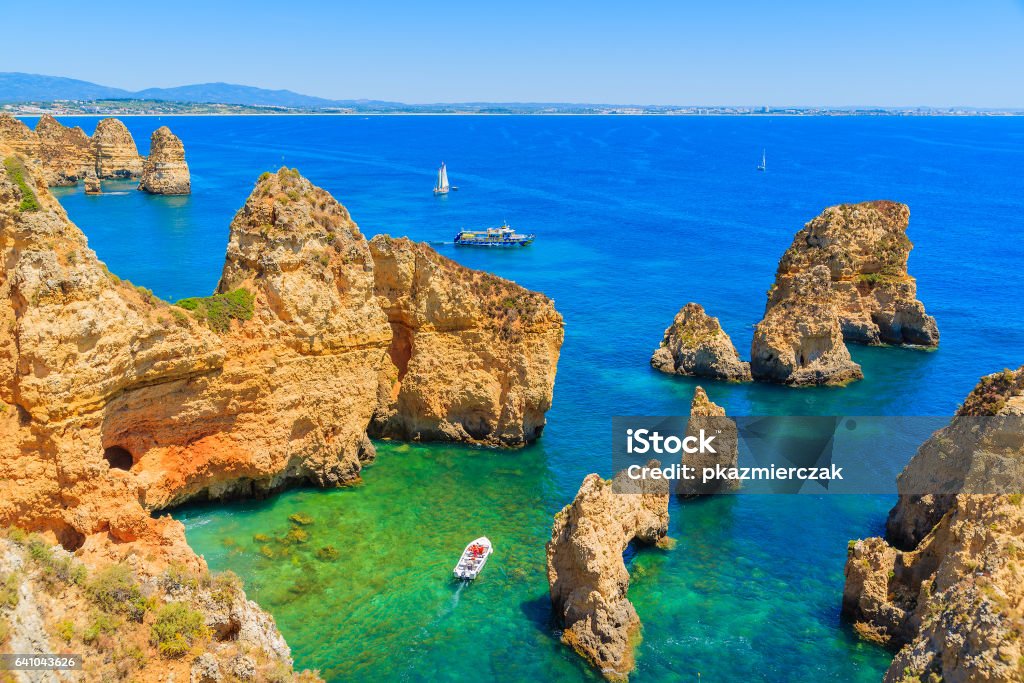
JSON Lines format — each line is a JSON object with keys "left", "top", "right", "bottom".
{"left": 34, "top": 115, "right": 1024, "bottom": 681}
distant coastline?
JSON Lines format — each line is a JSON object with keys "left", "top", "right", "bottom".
{"left": 5, "top": 100, "right": 1023, "bottom": 117}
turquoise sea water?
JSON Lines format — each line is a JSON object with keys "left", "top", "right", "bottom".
{"left": 37, "top": 115, "right": 1024, "bottom": 681}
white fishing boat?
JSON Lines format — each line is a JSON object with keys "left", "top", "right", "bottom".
{"left": 433, "top": 162, "right": 451, "bottom": 195}
{"left": 453, "top": 537, "right": 493, "bottom": 580}
{"left": 757, "top": 149, "right": 766, "bottom": 171}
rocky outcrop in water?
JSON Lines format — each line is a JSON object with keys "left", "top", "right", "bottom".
{"left": 772, "top": 201, "right": 938, "bottom": 347}
{"left": 547, "top": 467, "right": 670, "bottom": 680}
{"left": 677, "top": 386, "right": 739, "bottom": 496}
{"left": 750, "top": 265, "right": 863, "bottom": 385}
{"left": 35, "top": 114, "right": 93, "bottom": 186}
{"left": 842, "top": 366, "right": 1024, "bottom": 682}
{"left": 139, "top": 126, "right": 190, "bottom": 194}
{"left": 92, "top": 117, "right": 144, "bottom": 178}
{"left": 0, "top": 153, "right": 562, "bottom": 675}
{"left": 368, "top": 234, "right": 562, "bottom": 445}
{"left": 0, "top": 114, "right": 157, "bottom": 186}
{"left": 651, "top": 303, "right": 751, "bottom": 382}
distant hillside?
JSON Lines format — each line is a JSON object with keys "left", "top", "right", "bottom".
{"left": 0, "top": 72, "right": 399, "bottom": 109}
{"left": 0, "top": 73, "right": 132, "bottom": 101}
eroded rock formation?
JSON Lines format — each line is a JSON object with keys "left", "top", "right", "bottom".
{"left": 0, "top": 114, "right": 154, "bottom": 186}
{"left": 843, "top": 367, "right": 1024, "bottom": 682}
{"left": 651, "top": 303, "right": 751, "bottom": 382}
{"left": 750, "top": 265, "right": 863, "bottom": 385}
{"left": 368, "top": 234, "right": 562, "bottom": 445}
{"left": 92, "top": 117, "right": 144, "bottom": 178}
{"left": 0, "top": 154, "right": 562, "bottom": 676}
{"left": 35, "top": 114, "right": 93, "bottom": 186}
{"left": 677, "top": 386, "right": 739, "bottom": 496}
{"left": 547, "top": 466, "right": 670, "bottom": 680}
{"left": 139, "top": 126, "right": 190, "bottom": 194}
{"left": 772, "top": 201, "right": 938, "bottom": 347}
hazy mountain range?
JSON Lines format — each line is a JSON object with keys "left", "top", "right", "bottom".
{"left": 2, "top": 73, "right": 1018, "bottom": 116}
{"left": 0, "top": 72, "right": 398, "bottom": 108}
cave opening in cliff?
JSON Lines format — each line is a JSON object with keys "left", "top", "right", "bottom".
{"left": 103, "top": 445, "right": 134, "bottom": 471}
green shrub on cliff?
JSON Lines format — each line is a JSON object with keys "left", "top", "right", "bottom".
{"left": 174, "top": 288, "right": 255, "bottom": 333}
{"left": 3, "top": 157, "right": 41, "bottom": 212}
{"left": 88, "top": 565, "right": 150, "bottom": 622}
{"left": 151, "top": 602, "right": 209, "bottom": 658}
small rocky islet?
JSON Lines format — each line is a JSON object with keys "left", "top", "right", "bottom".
{"left": 0, "top": 113, "right": 190, "bottom": 194}
{"left": 652, "top": 200, "right": 939, "bottom": 386}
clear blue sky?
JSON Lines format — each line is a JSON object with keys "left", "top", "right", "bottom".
{"left": 4, "top": 0, "right": 1024, "bottom": 106}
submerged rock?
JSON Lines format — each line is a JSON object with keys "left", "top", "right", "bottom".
{"left": 843, "top": 366, "right": 1024, "bottom": 682}
{"left": 546, "top": 466, "right": 669, "bottom": 680}
{"left": 651, "top": 303, "right": 751, "bottom": 382}
{"left": 751, "top": 265, "right": 863, "bottom": 385}
{"left": 92, "top": 117, "right": 143, "bottom": 178}
{"left": 139, "top": 126, "right": 190, "bottom": 195}
{"left": 773, "top": 201, "right": 938, "bottom": 346}
{"left": 677, "top": 387, "right": 738, "bottom": 496}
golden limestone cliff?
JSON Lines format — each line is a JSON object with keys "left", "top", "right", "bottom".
{"left": 751, "top": 265, "right": 864, "bottom": 385}
{"left": 769, "top": 201, "right": 938, "bottom": 348}
{"left": 368, "top": 234, "right": 562, "bottom": 445}
{"left": 651, "top": 303, "right": 751, "bottom": 382}
{"left": 843, "top": 367, "right": 1024, "bottom": 683}
{"left": 546, "top": 468, "right": 670, "bottom": 680}
{"left": 0, "top": 156, "right": 562, "bottom": 679}
{"left": 139, "top": 126, "right": 190, "bottom": 195}
{"left": 0, "top": 114, "right": 153, "bottom": 186}
{"left": 92, "top": 118, "right": 144, "bottom": 178}
{"left": 35, "top": 115, "right": 94, "bottom": 186}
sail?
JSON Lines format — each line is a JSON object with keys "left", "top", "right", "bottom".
{"left": 438, "top": 163, "right": 449, "bottom": 190}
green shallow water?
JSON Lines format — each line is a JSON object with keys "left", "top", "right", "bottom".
{"left": 176, "top": 442, "right": 892, "bottom": 682}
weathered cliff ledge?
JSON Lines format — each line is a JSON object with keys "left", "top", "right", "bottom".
{"left": 842, "top": 366, "right": 1024, "bottom": 683}
{"left": 677, "top": 386, "right": 739, "bottom": 496}
{"left": 139, "top": 126, "right": 190, "bottom": 195}
{"left": 0, "top": 153, "right": 562, "bottom": 676}
{"left": 751, "top": 265, "right": 864, "bottom": 385}
{"left": 546, "top": 467, "right": 670, "bottom": 680}
{"left": 651, "top": 303, "right": 751, "bottom": 382}
{"left": 771, "top": 201, "right": 938, "bottom": 347}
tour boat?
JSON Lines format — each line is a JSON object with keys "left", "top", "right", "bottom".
{"left": 433, "top": 162, "right": 451, "bottom": 195}
{"left": 453, "top": 537, "right": 493, "bottom": 580}
{"left": 454, "top": 224, "right": 535, "bottom": 247}
{"left": 757, "top": 149, "right": 766, "bottom": 171}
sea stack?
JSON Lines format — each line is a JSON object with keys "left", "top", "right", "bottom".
{"left": 139, "top": 126, "right": 191, "bottom": 195}
{"left": 35, "top": 114, "right": 93, "bottom": 186}
{"left": 92, "top": 117, "right": 143, "bottom": 178}
{"left": 546, "top": 466, "right": 670, "bottom": 680}
{"left": 842, "top": 366, "right": 1024, "bottom": 682}
{"left": 677, "top": 387, "right": 739, "bottom": 496}
{"left": 750, "top": 265, "right": 863, "bottom": 385}
{"left": 771, "top": 201, "right": 938, "bottom": 347}
{"left": 651, "top": 303, "right": 752, "bottom": 382}
{"left": 84, "top": 171, "right": 102, "bottom": 195}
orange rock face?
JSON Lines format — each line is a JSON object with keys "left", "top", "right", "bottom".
{"left": 139, "top": 126, "right": 190, "bottom": 194}
{"left": 0, "top": 159, "right": 562, "bottom": 561}
{"left": 92, "top": 117, "right": 144, "bottom": 178}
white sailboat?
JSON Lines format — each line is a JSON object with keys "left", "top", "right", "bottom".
{"left": 757, "top": 149, "right": 766, "bottom": 171}
{"left": 433, "top": 162, "right": 450, "bottom": 195}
